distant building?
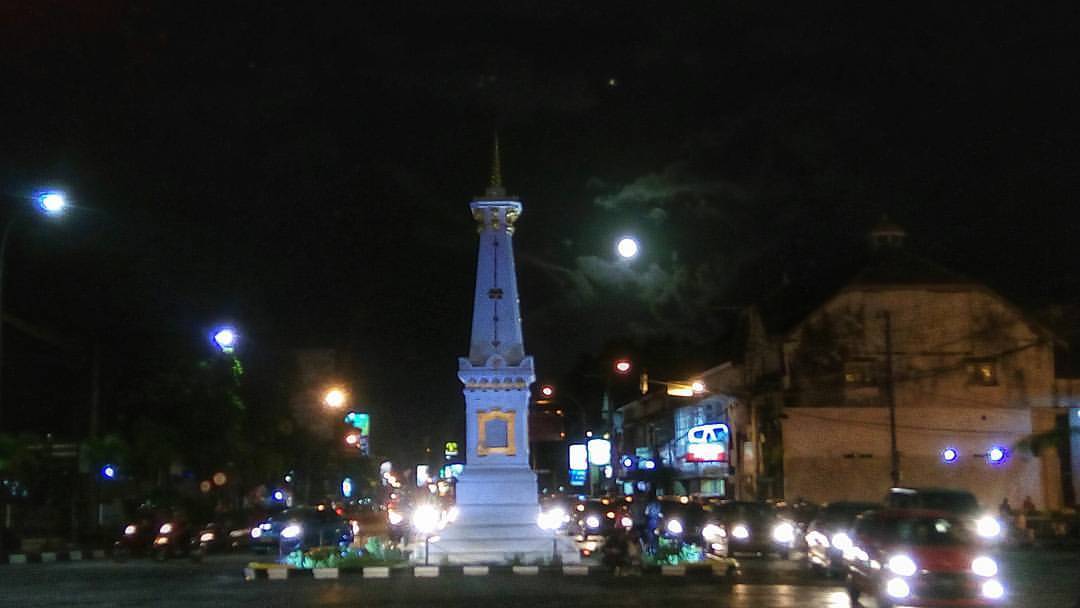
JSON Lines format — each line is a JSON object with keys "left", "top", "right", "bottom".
{"left": 773, "top": 219, "right": 1070, "bottom": 509}
{"left": 616, "top": 363, "right": 755, "bottom": 498}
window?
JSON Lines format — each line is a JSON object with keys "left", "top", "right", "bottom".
{"left": 844, "top": 361, "right": 876, "bottom": 385}
{"left": 966, "top": 360, "right": 998, "bottom": 386}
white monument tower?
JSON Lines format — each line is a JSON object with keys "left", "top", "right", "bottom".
{"left": 426, "top": 140, "right": 578, "bottom": 564}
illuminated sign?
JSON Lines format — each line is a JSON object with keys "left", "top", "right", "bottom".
{"left": 444, "top": 441, "right": 459, "bottom": 459}
{"left": 440, "top": 463, "right": 464, "bottom": 479}
{"left": 416, "top": 465, "right": 431, "bottom": 486}
{"left": 569, "top": 444, "right": 588, "bottom": 471}
{"left": 587, "top": 438, "right": 612, "bottom": 466}
{"left": 569, "top": 469, "right": 587, "bottom": 486}
{"left": 686, "top": 423, "right": 729, "bottom": 463}
{"left": 345, "top": 412, "right": 370, "bottom": 436}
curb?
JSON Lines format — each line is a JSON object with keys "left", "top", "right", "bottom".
{"left": 1, "top": 549, "right": 109, "bottom": 565}
{"left": 242, "top": 562, "right": 739, "bottom": 581}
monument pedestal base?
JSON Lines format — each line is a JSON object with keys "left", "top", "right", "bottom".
{"left": 416, "top": 466, "right": 580, "bottom": 565}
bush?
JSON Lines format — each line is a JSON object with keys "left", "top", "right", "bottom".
{"left": 283, "top": 537, "right": 406, "bottom": 570}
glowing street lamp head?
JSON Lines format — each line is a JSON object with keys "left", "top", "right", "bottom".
{"left": 323, "top": 387, "right": 347, "bottom": 409}
{"left": 614, "top": 359, "right": 632, "bottom": 374}
{"left": 37, "top": 191, "right": 67, "bottom": 215}
{"left": 616, "top": 236, "right": 639, "bottom": 259}
{"left": 212, "top": 327, "right": 237, "bottom": 352}
{"left": 540, "top": 385, "right": 554, "bottom": 398}
{"left": 101, "top": 464, "right": 117, "bottom": 479}
{"left": 986, "top": 446, "right": 1007, "bottom": 464}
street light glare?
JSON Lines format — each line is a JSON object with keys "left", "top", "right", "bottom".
{"left": 323, "top": 387, "right": 347, "bottom": 408}
{"left": 37, "top": 191, "right": 67, "bottom": 215}
{"left": 614, "top": 359, "right": 632, "bottom": 374}
{"left": 616, "top": 236, "right": 639, "bottom": 259}
{"left": 212, "top": 328, "right": 237, "bottom": 352}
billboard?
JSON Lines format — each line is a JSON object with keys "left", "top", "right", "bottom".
{"left": 685, "top": 423, "right": 729, "bottom": 463}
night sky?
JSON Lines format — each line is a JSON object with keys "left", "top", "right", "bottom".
{"left": 2, "top": 2, "right": 1078, "bottom": 463}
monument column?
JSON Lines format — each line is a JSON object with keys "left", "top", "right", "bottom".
{"left": 424, "top": 144, "right": 578, "bottom": 564}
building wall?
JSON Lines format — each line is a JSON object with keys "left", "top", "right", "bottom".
{"left": 780, "top": 286, "right": 1061, "bottom": 508}
{"left": 782, "top": 407, "right": 1042, "bottom": 509}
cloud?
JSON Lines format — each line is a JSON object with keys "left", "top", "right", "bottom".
{"left": 592, "top": 163, "right": 749, "bottom": 217}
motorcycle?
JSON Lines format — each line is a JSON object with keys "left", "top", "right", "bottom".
{"left": 151, "top": 520, "right": 195, "bottom": 561}
{"left": 113, "top": 519, "right": 159, "bottom": 562}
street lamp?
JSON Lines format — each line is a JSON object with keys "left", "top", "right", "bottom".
{"left": 537, "top": 506, "right": 566, "bottom": 564}
{"left": 0, "top": 189, "right": 68, "bottom": 428}
{"left": 613, "top": 359, "right": 632, "bottom": 374}
{"left": 211, "top": 327, "right": 238, "bottom": 353}
{"left": 616, "top": 236, "right": 639, "bottom": 260}
{"left": 323, "top": 387, "right": 347, "bottom": 409}
{"left": 412, "top": 504, "right": 440, "bottom": 565}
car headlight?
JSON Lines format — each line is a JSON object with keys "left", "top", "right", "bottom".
{"left": 620, "top": 516, "right": 633, "bottom": 529}
{"left": 831, "top": 532, "right": 853, "bottom": 551}
{"left": 982, "top": 579, "right": 1005, "bottom": 599}
{"left": 666, "top": 519, "right": 684, "bottom": 535}
{"left": 159, "top": 523, "right": 173, "bottom": 535}
{"left": 886, "top": 577, "right": 911, "bottom": 599}
{"left": 388, "top": 510, "right": 404, "bottom": 525}
{"left": 731, "top": 524, "right": 750, "bottom": 540}
{"left": 250, "top": 527, "right": 262, "bottom": 539}
{"left": 772, "top": 522, "right": 795, "bottom": 544}
{"left": 124, "top": 524, "right": 137, "bottom": 536}
{"left": 585, "top": 515, "right": 601, "bottom": 529}
{"left": 887, "top": 554, "right": 918, "bottom": 577}
{"left": 971, "top": 556, "right": 998, "bottom": 577}
{"left": 199, "top": 532, "right": 215, "bottom": 543}
{"left": 281, "top": 524, "right": 302, "bottom": 539}
{"left": 976, "top": 516, "right": 1002, "bottom": 539}
{"left": 702, "top": 524, "right": 725, "bottom": 540}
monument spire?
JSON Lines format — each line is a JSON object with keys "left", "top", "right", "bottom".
{"left": 485, "top": 132, "right": 506, "bottom": 198}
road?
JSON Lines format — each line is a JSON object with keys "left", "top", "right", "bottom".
{"left": 0, "top": 549, "right": 1076, "bottom": 607}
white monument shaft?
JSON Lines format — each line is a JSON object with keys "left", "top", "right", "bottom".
{"left": 423, "top": 171, "right": 578, "bottom": 564}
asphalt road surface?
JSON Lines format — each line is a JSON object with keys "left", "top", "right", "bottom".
{"left": 0, "top": 549, "right": 1076, "bottom": 607}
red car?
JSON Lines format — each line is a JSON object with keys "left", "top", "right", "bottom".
{"left": 845, "top": 509, "right": 1006, "bottom": 607}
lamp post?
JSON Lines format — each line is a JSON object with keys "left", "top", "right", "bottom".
{"left": 0, "top": 190, "right": 68, "bottom": 429}
{"left": 412, "top": 503, "right": 440, "bottom": 565}
{"left": 537, "top": 506, "right": 566, "bottom": 564}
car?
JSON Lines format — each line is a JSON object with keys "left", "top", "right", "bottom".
{"left": 804, "top": 501, "right": 881, "bottom": 576}
{"left": 886, "top": 487, "right": 1004, "bottom": 542}
{"left": 275, "top": 506, "right": 354, "bottom": 554}
{"left": 709, "top": 501, "right": 795, "bottom": 558}
{"left": 249, "top": 510, "right": 291, "bottom": 555}
{"left": 845, "top": 509, "right": 1006, "bottom": 607}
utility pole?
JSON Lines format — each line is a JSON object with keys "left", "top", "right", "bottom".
{"left": 883, "top": 311, "right": 900, "bottom": 486}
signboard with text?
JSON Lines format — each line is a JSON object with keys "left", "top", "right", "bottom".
{"left": 685, "top": 423, "right": 729, "bottom": 463}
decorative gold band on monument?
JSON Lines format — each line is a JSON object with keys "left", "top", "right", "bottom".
{"left": 463, "top": 377, "right": 529, "bottom": 390}
{"left": 472, "top": 207, "right": 519, "bottom": 234}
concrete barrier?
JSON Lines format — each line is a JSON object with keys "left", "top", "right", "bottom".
{"left": 414, "top": 566, "right": 439, "bottom": 577}
{"left": 661, "top": 565, "right": 686, "bottom": 576}
{"left": 512, "top": 566, "right": 539, "bottom": 575}
{"left": 8, "top": 554, "right": 27, "bottom": 565}
{"left": 267, "top": 567, "right": 289, "bottom": 580}
{"left": 562, "top": 565, "right": 589, "bottom": 576}
{"left": 313, "top": 568, "right": 339, "bottom": 580}
{"left": 69, "top": 551, "right": 83, "bottom": 561}
{"left": 363, "top": 566, "right": 390, "bottom": 578}
{"left": 41, "top": 552, "right": 57, "bottom": 563}
{"left": 463, "top": 566, "right": 489, "bottom": 576}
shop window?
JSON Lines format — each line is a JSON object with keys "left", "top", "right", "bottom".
{"left": 966, "top": 360, "right": 998, "bottom": 386}
{"left": 843, "top": 361, "right": 877, "bottom": 385}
